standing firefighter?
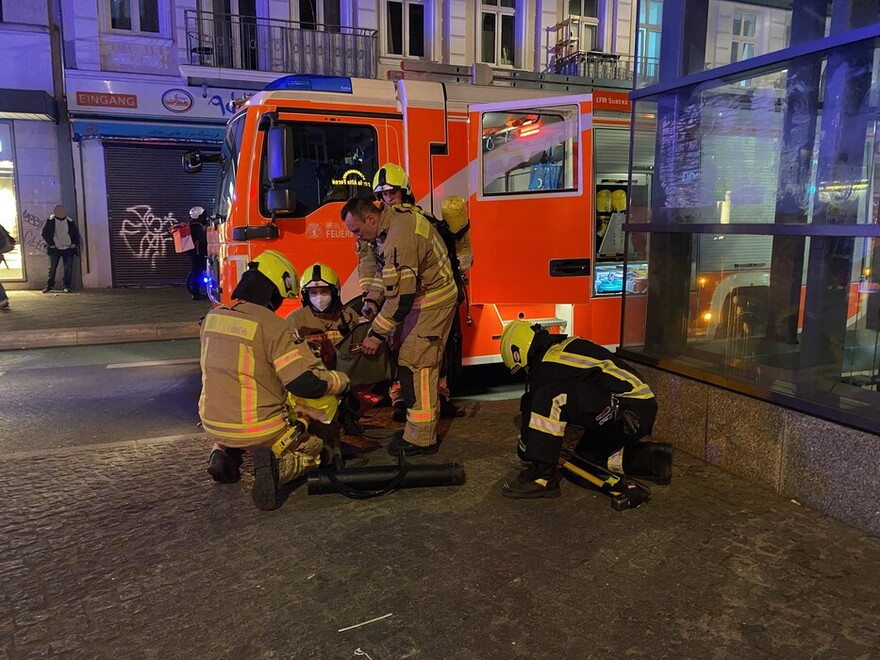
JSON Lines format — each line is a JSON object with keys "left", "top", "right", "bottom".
{"left": 369, "top": 162, "right": 466, "bottom": 420}
{"left": 199, "top": 250, "right": 349, "bottom": 510}
{"left": 342, "top": 197, "right": 458, "bottom": 455}
{"left": 499, "top": 321, "right": 672, "bottom": 499}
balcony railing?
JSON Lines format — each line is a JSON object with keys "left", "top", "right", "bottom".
{"left": 553, "top": 52, "right": 660, "bottom": 86}
{"left": 184, "top": 10, "right": 378, "bottom": 79}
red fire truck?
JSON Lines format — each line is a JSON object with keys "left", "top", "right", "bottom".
{"left": 184, "top": 70, "right": 647, "bottom": 366}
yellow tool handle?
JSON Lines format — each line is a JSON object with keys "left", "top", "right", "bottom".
{"left": 561, "top": 459, "right": 623, "bottom": 496}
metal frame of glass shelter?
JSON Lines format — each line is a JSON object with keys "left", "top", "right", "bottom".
{"left": 623, "top": 0, "right": 880, "bottom": 434}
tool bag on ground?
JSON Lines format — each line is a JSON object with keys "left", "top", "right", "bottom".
{"left": 334, "top": 320, "right": 394, "bottom": 388}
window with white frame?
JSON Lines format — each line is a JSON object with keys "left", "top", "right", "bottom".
{"left": 569, "top": 0, "right": 600, "bottom": 52}
{"left": 638, "top": 0, "right": 662, "bottom": 78}
{"left": 730, "top": 11, "right": 757, "bottom": 63}
{"left": 298, "top": 0, "right": 342, "bottom": 29}
{"left": 108, "top": 0, "right": 161, "bottom": 33}
{"left": 480, "top": 0, "right": 516, "bottom": 67}
{"left": 385, "top": 0, "right": 427, "bottom": 58}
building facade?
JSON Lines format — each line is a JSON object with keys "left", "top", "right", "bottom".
{"left": 0, "top": 0, "right": 66, "bottom": 291}
{"left": 625, "top": 0, "right": 880, "bottom": 533}
{"left": 1, "top": 0, "right": 653, "bottom": 290}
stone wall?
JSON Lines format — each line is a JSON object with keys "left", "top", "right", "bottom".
{"left": 641, "top": 365, "right": 880, "bottom": 536}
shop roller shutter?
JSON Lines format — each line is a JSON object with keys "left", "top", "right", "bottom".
{"left": 594, "top": 127, "right": 656, "bottom": 174}
{"left": 104, "top": 143, "right": 219, "bottom": 287}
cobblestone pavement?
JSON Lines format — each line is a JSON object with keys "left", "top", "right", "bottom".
{"left": 2, "top": 400, "right": 880, "bottom": 659}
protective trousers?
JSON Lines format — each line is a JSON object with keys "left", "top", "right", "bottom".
{"left": 216, "top": 426, "right": 323, "bottom": 485}
{"left": 519, "top": 381, "right": 657, "bottom": 467}
{"left": 397, "top": 303, "right": 457, "bottom": 446}
{"left": 270, "top": 426, "right": 323, "bottom": 484}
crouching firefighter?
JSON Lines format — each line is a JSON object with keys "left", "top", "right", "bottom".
{"left": 498, "top": 321, "right": 672, "bottom": 499}
{"left": 199, "top": 250, "right": 350, "bottom": 511}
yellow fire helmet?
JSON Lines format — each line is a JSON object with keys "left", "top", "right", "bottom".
{"left": 373, "top": 162, "right": 412, "bottom": 196}
{"left": 611, "top": 188, "right": 628, "bottom": 212}
{"left": 500, "top": 320, "right": 537, "bottom": 374}
{"left": 251, "top": 250, "right": 299, "bottom": 299}
{"left": 300, "top": 262, "right": 340, "bottom": 291}
{"left": 596, "top": 189, "right": 612, "bottom": 213}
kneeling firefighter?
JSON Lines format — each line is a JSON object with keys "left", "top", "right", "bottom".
{"left": 499, "top": 321, "right": 672, "bottom": 499}
{"left": 199, "top": 250, "right": 350, "bottom": 511}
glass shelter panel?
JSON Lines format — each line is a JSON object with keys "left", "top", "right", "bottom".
{"left": 645, "top": 43, "right": 880, "bottom": 227}
{"left": 622, "top": 231, "right": 880, "bottom": 429}
{"left": 623, "top": 39, "right": 880, "bottom": 433}
{"left": 635, "top": 0, "right": 842, "bottom": 86}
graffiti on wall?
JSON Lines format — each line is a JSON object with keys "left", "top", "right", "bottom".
{"left": 20, "top": 209, "right": 47, "bottom": 252}
{"left": 119, "top": 204, "right": 176, "bottom": 267}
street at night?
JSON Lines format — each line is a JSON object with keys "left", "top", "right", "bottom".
{"left": 2, "top": 340, "right": 879, "bottom": 658}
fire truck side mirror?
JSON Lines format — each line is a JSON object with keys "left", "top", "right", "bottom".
{"left": 266, "top": 187, "right": 296, "bottom": 214}
{"left": 267, "top": 125, "right": 293, "bottom": 184}
{"left": 182, "top": 150, "right": 203, "bottom": 174}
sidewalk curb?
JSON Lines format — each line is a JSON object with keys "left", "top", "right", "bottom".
{"left": 0, "top": 321, "right": 200, "bottom": 351}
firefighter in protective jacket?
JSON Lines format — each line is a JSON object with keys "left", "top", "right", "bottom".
{"left": 366, "top": 162, "right": 465, "bottom": 421}
{"left": 200, "top": 250, "right": 350, "bottom": 511}
{"left": 499, "top": 321, "right": 672, "bottom": 499}
{"left": 286, "top": 262, "right": 359, "bottom": 365}
{"left": 287, "top": 262, "right": 386, "bottom": 445}
{"left": 341, "top": 197, "right": 458, "bottom": 455}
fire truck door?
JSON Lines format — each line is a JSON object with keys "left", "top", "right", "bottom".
{"left": 468, "top": 97, "right": 594, "bottom": 304}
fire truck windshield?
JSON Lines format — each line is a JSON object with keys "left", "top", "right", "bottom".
{"left": 259, "top": 121, "right": 378, "bottom": 218}
{"left": 214, "top": 113, "right": 246, "bottom": 222}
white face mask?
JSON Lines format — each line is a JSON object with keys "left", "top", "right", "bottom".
{"left": 309, "top": 291, "right": 332, "bottom": 312}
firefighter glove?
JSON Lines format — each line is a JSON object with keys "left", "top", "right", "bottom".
{"left": 362, "top": 299, "right": 379, "bottom": 320}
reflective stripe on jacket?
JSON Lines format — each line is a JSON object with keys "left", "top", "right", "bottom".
{"left": 536, "top": 337, "right": 654, "bottom": 400}
{"left": 198, "top": 301, "right": 338, "bottom": 445}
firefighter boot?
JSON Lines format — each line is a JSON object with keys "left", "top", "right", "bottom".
{"left": 502, "top": 462, "right": 562, "bottom": 499}
{"left": 391, "top": 401, "right": 407, "bottom": 423}
{"left": 207, "top": 447, "right": 244, "bottom": 483}
{"left": 439, "top": 397, "right": 465, "bottom": 419}
{"left": 620, "top": 442, "right": 673, "bottom": 485}
{"left": 251, "top": 447, "right": 280, "bottom": 511}
{"left": 386, "top": 430, "right": 439, "bottom": 456}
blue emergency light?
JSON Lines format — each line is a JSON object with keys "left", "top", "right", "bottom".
{"left": 262, "top": 75, "right": 353, "bottom": 94}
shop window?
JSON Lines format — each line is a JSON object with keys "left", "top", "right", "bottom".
{"left": 385, "top": 0, "right": 427, "bottom": 58}
{"left": 480, "top": 106, "right": 579, "bottom": 196}
{"left": 480, "top": 0, "right": 517, "bottom": 67}
{"left": 260, "top": 122, "right": 378, "bottom": 218}
{"left": 108, "top": 0, "right": 162, "bottom": 34}
{"left": 0, "top": 122, "right": 23, "bottom": 281}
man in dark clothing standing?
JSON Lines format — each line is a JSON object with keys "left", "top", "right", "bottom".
{"left": 41, "top": 204, "right": 80, "bottom": 293}
{"left": 186, "top": 206, "right": 208, "bottom": 301}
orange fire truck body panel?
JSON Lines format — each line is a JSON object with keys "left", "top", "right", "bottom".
{"left": 204, "top": 76, "right": 636, "bottom": 364}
